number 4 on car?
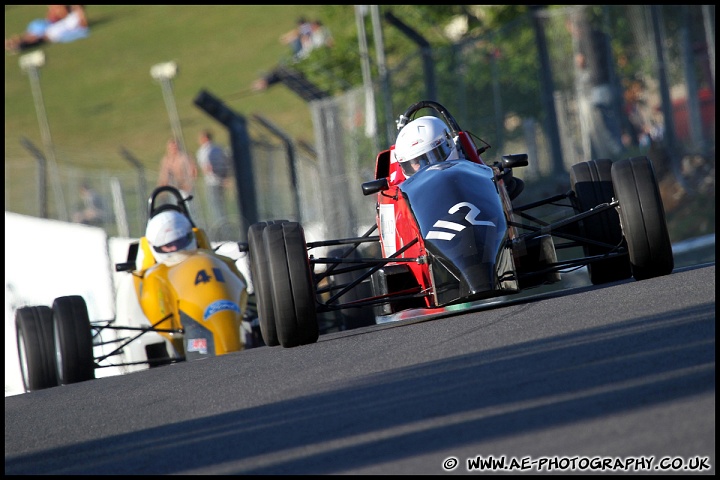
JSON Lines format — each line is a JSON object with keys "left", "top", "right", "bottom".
{"left": 16, "top": 185, "right": 259, "bottom": 392}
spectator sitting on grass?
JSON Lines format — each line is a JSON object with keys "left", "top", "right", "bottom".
{"left": 5, "top": 5, "right": 88, "bottom": 54}
{"left": 5, "top": 5, "right": 69, "bottom": 54}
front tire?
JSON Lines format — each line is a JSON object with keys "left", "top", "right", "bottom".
{"left": 570, "top": 158, "right": 632, "bottom": 284}
{"left": 611, "top": 156, "right": 674, "bottom": 280}
{"left": 248, "top": 222, "right": 279, "bottom": 346}
{"left": 52, "top": 295, "right": 95, "bottom": 385}
{"left": 15, "top": 306, "right": 59, "bottom": 392}
{"left": 265, "top": 222, "right": 319, "bottom": 348}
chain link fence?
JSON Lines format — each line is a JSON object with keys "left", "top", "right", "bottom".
{"left": 310, "top": 4, "right": 714, "bottom": 239}
{"left": 5, "top": 5, "right": 714, "bottom": 243}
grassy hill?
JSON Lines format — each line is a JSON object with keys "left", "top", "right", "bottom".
{"left": 4, "top": 5, "right": 349, "bottom": 171}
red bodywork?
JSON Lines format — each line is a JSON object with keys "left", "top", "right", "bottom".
{"left": 372, "top": 130, "right": 498, "bottom": 308}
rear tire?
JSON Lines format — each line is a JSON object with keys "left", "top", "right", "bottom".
{"left": 265, "top": 222, "right": 319, "bottom": 348}
{"left": 570, "top": 158, "right": 632, "bottom": 284}
{"left": 15, "top": 306, "right": 59, "bottom": 392}
{"left": 52, "top": 295, "right": 95, "bottom": 385}
{"left": 611, "top": 156, "right": 674, "bottom": 280}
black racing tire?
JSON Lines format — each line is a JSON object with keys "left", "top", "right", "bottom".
{"left": 248, "top": 222, "right": 279, "bottom": 347}
{"left": 265, "top": 222, "right": 319, "bottom": 348}
{"left": 248, "top": 219, "right": 289, "bottom": 347}
{"left": 15, "top": 306, "right": 59, "bottom": 392}
{"left": 611, "top": 156, "right": 674, "bottom": 280}
{"left": 570, "top": 158, "right": 632, "bottom": 284}
{"left": 52, "top": 295, "right": 95, "bottom": 385}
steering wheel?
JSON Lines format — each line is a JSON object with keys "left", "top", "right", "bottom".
{"left": 396, "top": 100, "right": 462, "bottom": 136}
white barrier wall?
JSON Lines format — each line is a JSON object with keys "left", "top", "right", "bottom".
{"left": 5, "top": 212, "right": 117, "bottom": 396}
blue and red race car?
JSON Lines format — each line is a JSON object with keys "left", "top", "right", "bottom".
{"left": 249, "top": 100, "right": 674, "bottom": 348}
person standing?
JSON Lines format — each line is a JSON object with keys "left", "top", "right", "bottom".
{"left": 196, "top": 129, "right": 231, "bottom": 226}
{"left": 71, "top": 181, "right": 106, "bottom": 226}
{"left": 157, "top": 137, "right": 197, "bottom": 199}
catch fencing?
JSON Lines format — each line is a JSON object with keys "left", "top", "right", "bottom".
{"left": 5, "top": 5, "right": 715, "bottom": 241}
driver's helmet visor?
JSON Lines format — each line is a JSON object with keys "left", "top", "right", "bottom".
{"left": 400, "top": 140, "right": 452, "bottom": 177}
{"left": 154, "top": 232, "right": 194, "bottom": 253}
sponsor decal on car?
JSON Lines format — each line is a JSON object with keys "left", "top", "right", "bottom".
{"left": 203, "top": 299, "right": 240, "bottom": 321}
{"left": 380, "top": 204, "right": 397, "bottom": 256}
{"left": 187, "top": 338, "right": 208, "bottom": 354}
{"left": 427, "top": 202, "right": 496, "bottom": 240}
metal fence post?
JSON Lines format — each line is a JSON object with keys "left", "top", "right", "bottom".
{"left": 384, "top": 11, "right": 437, "bottom": 102}
{"left": 251, "top": 114, "right": 302, "bottom": 223}
{"left": 530, "top": 6, "right": 564, "bottom": 174}
{"left": 19, "top": 50, "right": 67, "bottom": 220}
{"left": 194, "top": 89, "right": 258, "bottom": 241}
{"left": 119, "top": 147, "right": 149, "bottom": 230}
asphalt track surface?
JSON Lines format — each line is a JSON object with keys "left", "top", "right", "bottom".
{"left": 5, "top": 263, "right": 715, "bottom": 475}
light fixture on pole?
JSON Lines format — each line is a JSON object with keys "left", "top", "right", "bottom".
{"left": 19, "top": 50, "right": 67, "bottom": 220}
{"left": 19, "top": 51, "right": 51, "bottom": 152}
{"left": 354, "top": 5, "right": 378, "bottom": 150}
{"left": 150, "top": 61, "right": 187, "bottom": 155}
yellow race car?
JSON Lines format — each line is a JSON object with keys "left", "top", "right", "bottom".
{"left": 15, "top": 186, "right": 258, "bottom": 392}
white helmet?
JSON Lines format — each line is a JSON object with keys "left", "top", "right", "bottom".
{"left": 145, "top": 210, "right": 197, "bottom": 265}
{"left": 394, "top": 116, "right": 459, "bottom": 178}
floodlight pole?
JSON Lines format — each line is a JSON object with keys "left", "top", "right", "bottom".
{"left": 370, "top": 5, "right": 394, "bottom": 148}
{"left": 19, "top": 50, "right": 67, "bottom": 221}
{"left": 355, "top": 5, "right": 378, "bottom": 151}
{"left": 151, "top": 61, "right": 187, "bottom": 154}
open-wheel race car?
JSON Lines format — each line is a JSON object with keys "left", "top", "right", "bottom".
{"left": 15, "top": 185, "right": 258, "bottom": 392}
{"left": 248, "top": 100, "right": 674, "bottom": 349}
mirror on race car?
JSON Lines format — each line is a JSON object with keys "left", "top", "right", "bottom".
{"left": 501, "top": 153, "right": 529, "bottom": 169}
{"left": 362, "top": 178, "right": 389, "bottom": 196}
{"left": 115, "top": 262, "right": 135, "bottom": 272}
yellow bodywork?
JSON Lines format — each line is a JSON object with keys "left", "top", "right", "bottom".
{"left": 132, "top": 228, "right": 248, "bottom": 357}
